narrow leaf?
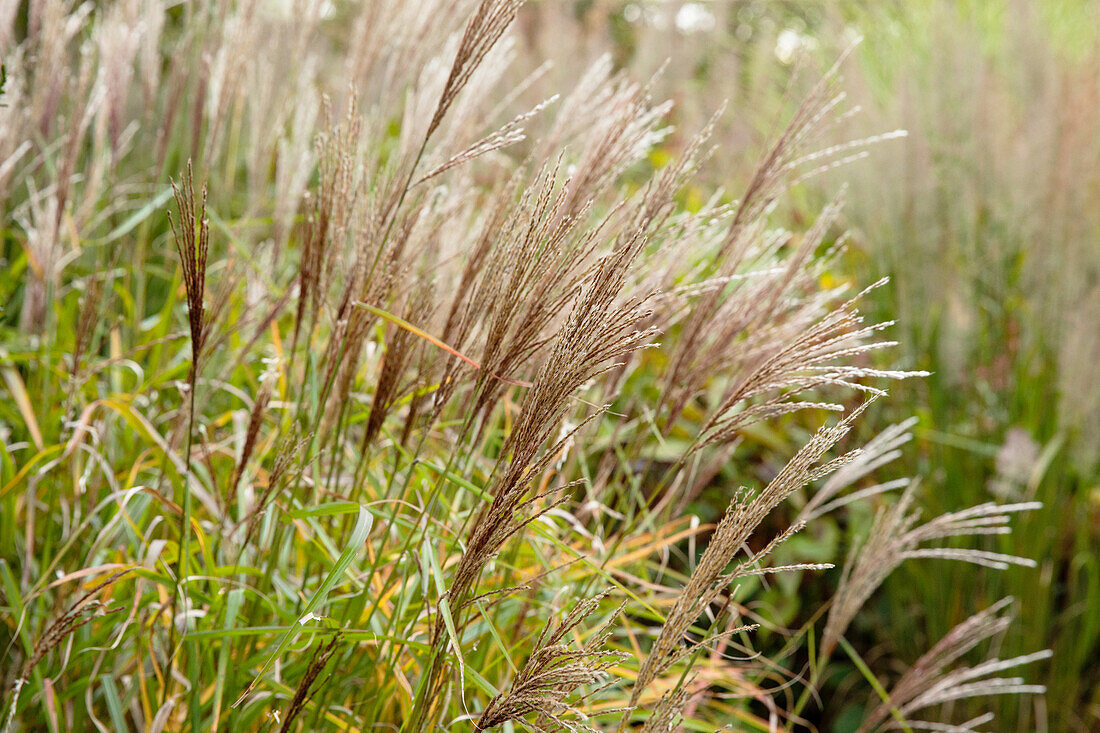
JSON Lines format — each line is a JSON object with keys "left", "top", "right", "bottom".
{"left": 233, "top": 506, "right": 372, "bottom": 707}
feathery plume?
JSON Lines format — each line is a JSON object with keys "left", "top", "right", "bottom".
{"left": 416, "top": 95, "right": 557, "bottom": 186}
{"left": 822, "top": 482, "right": 1040, "bottom": 658}
{"left": 228, "top": 379, "right": 272, "bottom": 502}
{"left": 3, "top": 570, "right": 132, "bottom": 729}
{"left": 362, "top": 281, "right": 435, "bottom": 448}
{"left": 450, "top": 232, "right": 656, "bottom": 611}
{"left": 168, "top": 160, "right": 211, "bottom": 377}
{"left": 628, "top": 402, "right": 871, "bottom": 710}
{"left": 640, "top": 683, "right": 693, "bottom": 733}
{"left": 411, "top": 229, "right": 656, "bottom": 730}
{"left": 426, "top": 0, "right": 525, "bottom": 143}
{"left": 476, "top": 593, "right": 627, "bottom": 731}
{"left": 799, "top": 417, "right": 918, "bottom": 522}
{"left": 856, "top": 598, "right": 1050, "bottom": 733}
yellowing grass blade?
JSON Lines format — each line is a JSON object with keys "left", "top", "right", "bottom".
{"left": 2, "top": 366, "right": 43, "bottom": 450}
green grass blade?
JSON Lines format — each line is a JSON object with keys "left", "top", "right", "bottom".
{"left": 837, "top": 636, "right": 914, "bottom": 733}
{"left": 94, "top": 187, "right": 174, "bottom": 244}
{"left": 232, "top": 505, "right": 372, "bottom": 707}
{"left": 99, "top": 675, "right": 129, "bottom": 732}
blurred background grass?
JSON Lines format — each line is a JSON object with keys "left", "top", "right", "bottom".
{"left": 524, "top": 1, "right": 1100, "bottom": 730}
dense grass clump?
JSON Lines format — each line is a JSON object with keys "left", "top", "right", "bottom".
{"left": 0, "top": 2, "right": 1055, "bottom": 731}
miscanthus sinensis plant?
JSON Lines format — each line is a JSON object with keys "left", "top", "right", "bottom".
{"left": 0, "top": 1, "right": 1048, "bottom": 731}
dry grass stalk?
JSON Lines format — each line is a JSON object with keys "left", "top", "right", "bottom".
{"left": 319, "top": 205, "right": 423, "bottom": 439}
{"left": 416, "top": 95, "right": 557, "bottom": 186}
{"left": 228, "top": 379, "right": 272, "bottom": 502}
{"left": 427, "top": 0, "right": 525, "bottom": 143}
{"left": 690, "top": 273, "right": 922, "bottom": 453}
{"left": 651, "top": 48, "right": 917, "bottom": 450}
{"left": 451, "top": 242, "right": 656, "bottom": 607}
{"left": 70, "top": 275, "right": 105, "bottom": 379}
{"left": 462, "top": 162, "right": 607, "bottom": 418}
{"left": 798, "top": 417, "right": 918, "bottom": 523}
{"left": 295, "top": 96, "right": 360, "bottom": 319}
{"left": 165, "top": 160, "right": 212, "bottom": 677}
{"left": 412, "top": 234, "right": 657, "bottom": 728}
{"left": 639, "top": 682, "right": 693, "bottom": 733}
{"left": 241, "top": 428, "right": 307, "bottom": 550}
{"left": 363, "top": 282, "right": 435, "bottom": 448}
{"left": 658, "top": 68, "right": 847, "bottom": 416}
